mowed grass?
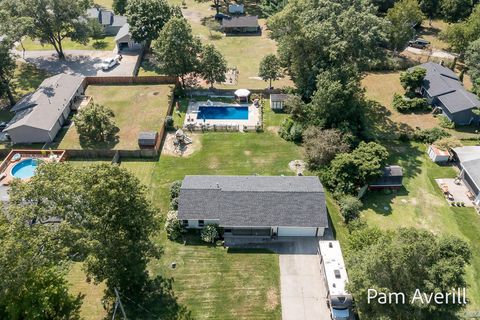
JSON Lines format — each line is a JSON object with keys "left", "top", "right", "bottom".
{"left": 58, "top": 84, "right": 173, "bottom": 150}
{"left": 94, "top": 0, "right": 113, "bottom": 9}
{"left": 139, "top": 0, "right": 293, "bottom": 89}
{"left": 18, "top": 36, "right": 117, "bottom": 51}
{"left": 418, "top": 19, "right": 450, "bottom": 51}
{"left": 360, "top": 142, "right": 480, "bottom": 310}
{"left": 118, "top": 132, "right": 303, "bottom": 318}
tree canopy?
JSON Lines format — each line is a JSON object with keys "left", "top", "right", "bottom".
{"left": 153, "top": 17, "right": 202, "bottom": 88}
{"left": 73, "top": 103, "right": 118, "bottom": 145}
{"left": 346, "top": 227, "right": 471, "bottom": 319}
{"left": 268, "top": 0, "right": 386, "bottom": 98}
{"left": 113, "top": 0, "right": 128, "bottom": 15}
{"left": 400, "top": 67, "right": 427, "bottom": 92}
{"left": 466, "top": 38, "right": 480, "bottom": 93}
{"left": 0, "top": 41, "right": 17, "bottom": 106}
{"left": 386, "top": 0, "right": 424, "bottom": 52}
{"left": 126, "top": 0, "right": 181, "bottom": 48}
{"left": 303, "top": 127, "right": 350, "bottom": 170}
{"left": 3, "top": 0, "right": 91, "bottom": 59}
{"left": 441, "top": 5, "right": 480, "bottom": 54}
{"left": 258, "top": 54, "right": 282, "bottom": 89}
{"left": 439, "top": 0, "right": 473, "bottom": 22}
{"left": 198, "top": 44, "right": 227, "bottom": 88}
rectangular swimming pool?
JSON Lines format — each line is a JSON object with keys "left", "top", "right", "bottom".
{"left": 197, "top": 106, "right": 248, "bottom": 120}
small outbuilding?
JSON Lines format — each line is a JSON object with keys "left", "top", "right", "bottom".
{"left": 115, "top": 23, "right": 141, "bottom": 51}
{"left": 228, "top": 4, "right": 244, "bottom": 13}
{"left": 138, "top": 131, "right": 158, "bottom": 148}
{"left": 270, "top": 94, "right": 290, "bottom": 111}
{"left": 222, "top": 16, "right": 260, "bottom": 34}
{"left": 428, "top": 145, "right": 450, "bottom": 163}
{"left": 234, "top": 89, "right": 251, "bottom": 103}
{"left": 369, "top": 165, "right": 404, "bottom": 190}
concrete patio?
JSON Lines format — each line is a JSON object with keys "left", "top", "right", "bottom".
{"left": 435, "top": 178, "right": 476, "bottom": 207}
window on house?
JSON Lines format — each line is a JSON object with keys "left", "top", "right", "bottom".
{"left": 182, "top": 220, "right": 188, "bottom": 227}
{"left": 224, "top": 228, "right": 232, "bottom": 233}
{"left": 334, "top": 270, "right": 341, "bottom": 279}
{"left": 198, "top": 220, "right": 204, "bottom": 227}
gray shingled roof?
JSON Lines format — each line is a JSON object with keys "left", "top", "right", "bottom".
{"left": 462, "top": 159, "right": 480, "bottom": 190}
{"left": 270, "top": 94, "right": 290, "bottom": 102}
{"left": 222, "top": 16, "right": 259, "bottom": 28}
{"left": 115, "top": 23, "right": 131, "bottom": 42}
{"left": 415, "top": 62, "right": 480, "bottom": 114}
{"left": 6, "top": 74, "right": 84, "bottom": 131}
{"left": 100, "top": 10, "right": 113, "bottom": 25}
{"left": 370, "top": 166, "right": 403, "bottom": 187}
{"left": 178, "top": 175, "right": 328, "bottom": 228}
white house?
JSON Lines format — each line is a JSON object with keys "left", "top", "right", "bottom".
{"left": 177, "top": 175, "right": 329, "bottom": 237}
{"left": 5, "top": 74, "right": 85, "bottom": 144}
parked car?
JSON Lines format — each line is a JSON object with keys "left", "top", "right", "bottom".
{"left": 215, "top": 13, "right": 231, "bottom": 20}
{"left": 408, "top": 38, "right": 430, "bottom": 49}
{"left": 0, "top": 122, "right": 7, "bottom": 132}
{"left": 101, "top": 55, "right": 120, "bottom": 71}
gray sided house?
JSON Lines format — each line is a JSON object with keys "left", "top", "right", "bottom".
{"left": 115, "top": 24, "right": 142, "bottom": 50}
{"left": 86, "top": 8, "right": 127, "bottom": 36}
{"left": 178, "top": 175, "right": 329, "bottom": 237}
{"left": 222, "top": 16, "right": 260, "bottom": 34}
{"left": 5, "top": 74, "right": 85, "bottom": 144}
{"left": 452, "top": 146, "right": 480, "bottom": 205}
{"left": 414, "top": 62, "right": 480, "bottom": 125}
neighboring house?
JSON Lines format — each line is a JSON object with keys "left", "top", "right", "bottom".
{"left": 222, "top": 16, "right": 260, "bottom": 34}
{"left": 270, "top": 94, "right": 290, "bottom": 111}
{"left": 428, "top": 144, "right": 450, "bottom": 163}
{"left": 319, "top": 241, "right": 355, "bottom": 320}
{"left": 5, "top": 74, "right": 85, "bottom": 144}
{"left": 86, "top": 7, "right": 127, "bottom": 36}
{"left": 414, "top": 62, "right": 480, "bottom": 125}
{"left": 115, "top": 24, "right": 141, "bottom": 50}
{"left": 369, "top": 165, "right": 403, "bottom": 190}
{"left": 178, "top": 175, "right": 329, "bottom": 237}
{"left": 452, "top": 146, "right": 480, "bottom": 205}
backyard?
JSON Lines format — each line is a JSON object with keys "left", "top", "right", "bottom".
{"left": 57, "top": 84, "right": 174, "bottom": 150}
{"left": 138, "top": 0, "right": 293, "bottom": 89}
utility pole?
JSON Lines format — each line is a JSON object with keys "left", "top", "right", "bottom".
{"left": 112, "top": 288, "right": 127, "bottom": 320}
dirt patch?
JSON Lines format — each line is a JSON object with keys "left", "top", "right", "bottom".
{"left": 161, "top": 132, "right": 201, "bottom": 157}
{"left": 288, "top": 160, "right": 305, "bottom": 175}
{"left": 244, "top": 150, "right": 252, "bottom": 156}
{"left": 266, "top": 126, "right": 280, "bottom": 134}
{"left": 208, "top": 157, "right": 220, "bottom": 169}
{"left": 265, "top": 288, "right": 279, "bottom": 311}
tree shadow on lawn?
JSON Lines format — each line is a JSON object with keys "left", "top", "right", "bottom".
{"left": 78, "top": 127, "right": 120, "bottom": 150}
{"left": 362, "top": 188, "right": 409, "bottom": 216}
{"left": 14, "top": 63, "right": 50, "bottom": 97}
{"left": 364, "top": 101, "right": 416, "bottom": 140}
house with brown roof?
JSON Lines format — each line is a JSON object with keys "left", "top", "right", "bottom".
{"left": 221, "top": 16, "right": 260, "bottom": 34}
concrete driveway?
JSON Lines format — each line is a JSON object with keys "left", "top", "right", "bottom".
{"left": 279, "top": 239, "right": 331, "bottom": 320}
{"left": 15, "top": 48, "right": 141, "bottom": 76}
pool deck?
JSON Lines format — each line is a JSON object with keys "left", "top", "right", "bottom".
{"left": 0, "top": 150, "right": 65, "bottom": 185}
{"left": 184, "top": 101, "right": 261, "bottom": 129}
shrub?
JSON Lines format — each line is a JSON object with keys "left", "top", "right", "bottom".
{"left": 339, "top": 195, "right": 363, "bottom": 223}
{"left": 412, "top": 127, "right": 451, "bottom": 144}
{"left": 73, "top": 103, "right": 117, "bottom": 143}
{"left": 165, "top": 116, "right": 174, "bottom": 130}
{"left": 165, "top": 211, "right": 184, "bottom": 241}
{"left": 392, "top": 93, "right": 430, "bottom": 113}
{"left": 169, "top": 197, "right": 179, "bottom": 210}
{"left": 435, "top": 137, "right": 462, "bottom": 150}
{"left": 439, "top": 116, "right": 456, "bottom": 129}
{"left": 201, "top": 224, "right": 220, "bottom": 243}
{"left": 279, "top": 118, "right": 303, "bottom": 142}
{"left": 303, "top": 127, "right": 350, "bottom": 170}
{"left": 170, "top": 180, "right": 182, "bottom": 200}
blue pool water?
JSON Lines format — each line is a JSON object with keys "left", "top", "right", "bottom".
{"left": 197, "top": 106, "right": 248, "bottom": 120}
{"left": 11, "top": 158, "right": 42, "bottom": 179}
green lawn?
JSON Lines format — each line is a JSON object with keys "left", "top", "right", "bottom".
{"left": 18, "top": 36, "right": 116, "bottom": 51}
{"left": 94, "top": 0, "right": 113, "bottom": 8}
{"left": 138, "top": 0, "right": 293, "bottom": 89}
{"left": 57, "top": 84, "right": 174, "bottom": 150}
{"left": 359, "top": 142, "right": 480, "bottom": 310}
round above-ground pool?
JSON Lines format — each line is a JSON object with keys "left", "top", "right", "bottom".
{"left": 11, "top": 158, "right": 42, "bottom": 179}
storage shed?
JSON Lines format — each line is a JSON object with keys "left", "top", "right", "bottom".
{"left": 428, "top": 145, "right": 450, "bottom": 163}
{"left": 138, "top": 131, "right": 158, "bottom": 148}
{"left": 222, "top": 16, "right": 260, "bottom": 34}
{"left": 369, "top": 165, "right": 404, "bottom": 190}
{"left": 270, "top": 94, "right": 290, "bottom": 111}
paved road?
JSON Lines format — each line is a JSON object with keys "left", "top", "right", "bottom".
{"left": 14, "top": 48, "right": 141, "bottom": 76}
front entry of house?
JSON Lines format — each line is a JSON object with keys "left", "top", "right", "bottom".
{"left": 229, "top": 227, "right": 271, "bottom": 236}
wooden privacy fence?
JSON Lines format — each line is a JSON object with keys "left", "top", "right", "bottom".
{"left": 85, "top": 76, "right": 178, "bottom": 86}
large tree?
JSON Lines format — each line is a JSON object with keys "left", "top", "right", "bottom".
{"left": 346, "top": 227, "right": 471, "bottom": 320}
{"left": 73, "top": 103, "right": 118, "bottom": 144}
{"left": 113, "top": 0, "right": 128, "bottom": 15}
{"left": 258, "top": 54, "right": 282, "bottom": 89}
{"left": 303, "top": 127, "right": 350, "bottom": 170}
{"left": 4, "top": 0, "right": 91, "bottom": 59}
{"left": 440, "top": 0, "right": 473, "bottom": 22}
{"left": 465, "top": 38, "right": 480, "bottom": 93}
{"left": 126, "top": 0, "right": 180, "bottom": 48}
{"left": 199, "top": 44, "right": 227, "bottom": 88}
{"left": 153, "top": 17, "right": 202, "bottom": 88}
{"left": 268, "top": 0, "right": 386, "bottom": 98}
{"left": 0, "top": 41, "right": 17, "bottom": 106}
{"left": 8, "top": 162, "right": 161, "bottom": 307}
{"left": 400, "top": 67, "right": 427, "bottom": 93}
{"left": 441, "top": 5, "right": 480, "bottom": 54}
{"left": 386, "top": 0, "right": 424, "bottom": 52}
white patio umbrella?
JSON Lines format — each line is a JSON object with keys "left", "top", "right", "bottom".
{"left": 234, "top": 89, "right": 251, "bottom": 97}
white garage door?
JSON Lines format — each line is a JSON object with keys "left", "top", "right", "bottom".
{"left": 277, "top": 227, "right": 317, "bottom": 237}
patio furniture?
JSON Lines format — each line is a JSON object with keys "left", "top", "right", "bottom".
{"left": 466, "top": 191, "right": 475, "bottom": 200}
